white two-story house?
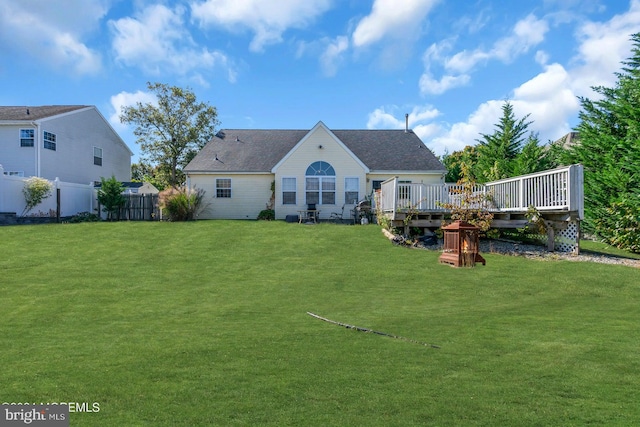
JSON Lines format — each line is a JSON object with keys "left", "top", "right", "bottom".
{"left": 0, "top": 105, "right": 132, "bottom": 184}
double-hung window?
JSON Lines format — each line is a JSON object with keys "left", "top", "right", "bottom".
{"left": 282, "top": 177, "right": 296, "bottom": 205}
{"left": 344, "top": 177, "right": 359, "bottom": 204}
{"left": 44, "top": 131, "right": 56, "bottom": 151}
{"left": 94, "top": 147, "right": 103, "bottom": 166}
{"left": 20, "top": 129, "right": 34, "bottom": 147}
{"left": 305, "top": 161, "right": 335, "bottom": 205}
{"left": 216, "top": 178, "right": 231, "bottom": 198}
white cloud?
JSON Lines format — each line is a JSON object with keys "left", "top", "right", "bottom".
{"left": 445, "top": 14, "right": 549, "bottom": 75}
{"left": 424, "top": 63, "right": 579, "bottom": 155}
{"left": 420, "top": 39, "right": 471, "bottom": 94}
{"left": 0, "top": 0, "right": 104, "bottom": 74}
{"left": 535, "top": 50, "right": 550, "bottom": 65}
{"left": 570, "top": 0, "right": 640, "bottom": 96}
{"left": 352, "top": 0, "right": 439, "bottom": 48}
{"left": 367, "top": 105, "right": 440, "bottom": 130}
{"left": 419, "top": 73, "right": 470, "bottom": 95}
{"left": 491, "top": 14, "right": 549, "bottom": 62}
{"left": 191, "top": 0, "right": 332, "bottom": 52}
{"left": 320, "top": 36, "right": 350, "bottom": 77}
{"left": 109, "top": 4, "right": 236, "bottom": 83}
{"left": 419, "top": 13, "right": 550, "bottom": 96}
{"left": 109, "top": 90, "right": 157, "bottom": 131}
{"left": 428, "top": 100, "right": 504, "bottom": 155}
{"left": 444, "top": 50, "right": 490, "bottom": 75}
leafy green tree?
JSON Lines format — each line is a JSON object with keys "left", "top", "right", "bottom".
{"left": 131, "top": 161, "right": 170, "bottom": 190}
{"left": 475, "top": 101, "right": 533, "bottom": 182}
{"left": 22, "top": 177, "right": 53, "bottom": 216}
{"left": 120, "top": 82, "right": 219, "bottom": 187}
{"left": 98, "top": 176, "right": 125, "bottom": 221}
{"left": 568, "top": 33, "right": 640, "bottom": 251}
{"left": 442, "top": 146, "right": 478, "bottom": 183}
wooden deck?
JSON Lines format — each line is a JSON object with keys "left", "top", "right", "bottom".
{"left": 378, "top": 165, "right": 584, "bottom": 252}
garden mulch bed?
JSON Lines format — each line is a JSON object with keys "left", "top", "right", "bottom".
{"left": 385, "top": 230, "right": 640, "bottom": 268}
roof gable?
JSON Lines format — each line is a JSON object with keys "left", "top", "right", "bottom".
{"left": 271, "top": 121, "right": 369, "bottom": 173}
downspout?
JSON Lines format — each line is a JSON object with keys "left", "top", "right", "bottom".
{"left": 32, "top": 121, "right": 41, "bottom": 177}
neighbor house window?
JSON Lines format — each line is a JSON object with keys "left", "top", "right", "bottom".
{"left": 345, "top": 177, "right": 359, "bottom": 204}
{"left": 282, "top": 177, "right": 296, "bottom": 205}
{"left": 43, "top": 131, "right": 56, "bottom": 151}
{"left": 216, "top": 178, "right": 231, "bottom": 198}
{"left": 20, "top": 129, "right": 34, "bottom": 147}
{"left": 93, "top": 147, "right": 103, "bottom": 166}
{"left": 305, "top": 161, "right": 335, "bottom": 205}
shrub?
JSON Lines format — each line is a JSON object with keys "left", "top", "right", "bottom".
{"left": 98, "top": 176, "right": 126, "bottom": 221}
{"left": 593, "top": 198, "right": 640, "bottom": 253}
{"left": 68, "top": 212, "right": 101, "bottom": 223}
{"left": 159, "top": 187, "right": 205, "bottom": 221}
{"left": 22, "top": 177, "right": 53, "bottom": 216}
{"left": 437, "top": 162, "right": 494, "bottom": 235}
{"left": 257, "top": 209, "right": 275, "bottom": 220}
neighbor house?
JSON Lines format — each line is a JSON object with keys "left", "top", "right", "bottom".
{"left": 0, "top": 105, "right": 132, "bottom": 184}
{"left": 184, "top": 121, "right": 446, "bottom": 220}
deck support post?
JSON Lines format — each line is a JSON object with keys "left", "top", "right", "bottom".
{"left": 546, "top": 222, "right": 555, "bottom": 252}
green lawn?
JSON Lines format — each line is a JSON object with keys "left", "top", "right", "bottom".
{"left": 1, "top": 221, "right": 639, "bottom": 426}
{"left": 580, "top": 239, "right": 640, "bottom": 260}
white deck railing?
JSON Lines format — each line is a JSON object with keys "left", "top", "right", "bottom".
{"left": 379, "top": 164, "right": 584, "bottom": 219}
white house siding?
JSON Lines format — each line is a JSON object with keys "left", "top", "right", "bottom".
{"left": 273, "top": 126, "right": 367, "bottom": 220}
{"left": 38, "top": 108, "right": 131, "bottom": 184}
{"left": 189, "top": 173, "right": 273, "bottom": 220}
{"left": 0, "top": 125, "right": 37, "bottom": 177}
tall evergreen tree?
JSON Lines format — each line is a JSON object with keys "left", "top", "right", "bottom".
{"left": 570, "top": 33, "right": 640, "bottom": 251}
{"left": 513, "top": 132, "right": 544, "bottom": 176}
{"left": 475, "top": 101, "right": 532, "bottom": 182}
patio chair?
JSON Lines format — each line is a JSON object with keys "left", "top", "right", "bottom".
{"left": 330, "top": 204, "right": 347, "bottom": 223}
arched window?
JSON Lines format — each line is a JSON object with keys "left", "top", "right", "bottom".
{"left": 305, "top": 161, "right": 335, "bottom": 205}
{"left": 305, "top": 161, "right": 335, "bottom": 176}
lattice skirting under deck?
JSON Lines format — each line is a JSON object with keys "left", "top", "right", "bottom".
{"left": 555, "top": 220, "right": 580, "bottom": 253}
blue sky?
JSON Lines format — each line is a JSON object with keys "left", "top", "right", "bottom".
{"left": 1, "top": 0, "right": 639, "bottom": 163}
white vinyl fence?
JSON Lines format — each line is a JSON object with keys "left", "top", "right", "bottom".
{"left": 0, "top": 165, "right": 95, "bottom": 217}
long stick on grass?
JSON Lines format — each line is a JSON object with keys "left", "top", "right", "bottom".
{"left": 307, "top": 312, "right": 440, "bottom": 348}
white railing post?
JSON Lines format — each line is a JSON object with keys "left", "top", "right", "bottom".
{"left": 392, "top": 177, "right": 398, "bottom": 218}
{"left": 518, "top": 176, "right": 524, "bottom": 210}
{"left": 0, "top": 164, "right": 5, "bottom": 212}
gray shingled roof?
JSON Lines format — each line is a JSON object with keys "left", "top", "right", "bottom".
{"left": 0, "top": 105, "right": 89, "bottom": 121}
{"left": 185, "top": 127, "right": 445, "bottom": 173}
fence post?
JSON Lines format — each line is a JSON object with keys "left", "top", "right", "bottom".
{"left": 0, "top": 164, "right": 5, "bottom": 213}
{"left": 55, "top": 177, "right": 61, "bottom": 222}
